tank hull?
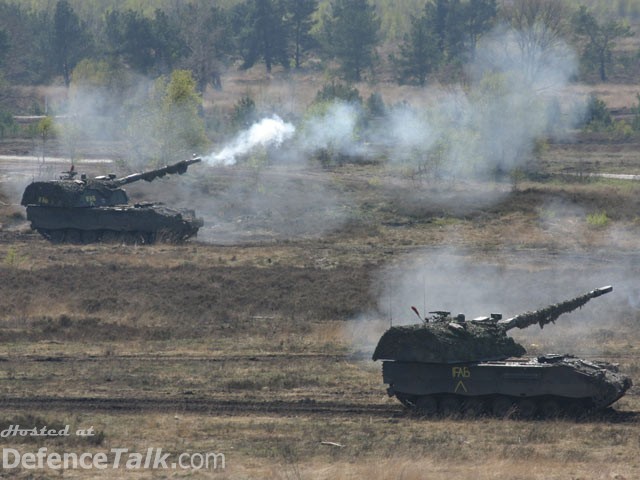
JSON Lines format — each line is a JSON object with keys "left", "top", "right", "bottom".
{"left": 26, "top": 204, "right": 203, "bottom": 244}
{"left": 382, "top": 355, "right": 632, "bottom": 417}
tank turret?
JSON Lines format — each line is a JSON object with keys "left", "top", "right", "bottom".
{"left": 373, "top": 286, "right": 613, "bottom": 364}
{"left": 21, "top": 157, "right": 202, "bottom": 208}
{"left": 21, "top": 157, "right": 203, "bottom": 244}
{"left": 373, "top": 286, "right": 632, "bottom": 417}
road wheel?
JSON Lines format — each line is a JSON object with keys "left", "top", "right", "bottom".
{"left": 81, "top": 230, "right": 99, "bottom": 244}
{"left": 565, "top": 400, "right": 588, "bottom": 419}
{"left": 539, "top": 398, "right": 561, "bottom": 418}
{"left": 516, "top": 398, "right": 537, "bottom": 419}
{"left": 439, "top": 395, "right": 462, "bottom": 418}
{"left": 462, "top": 398, "right": 485, "bottom": 418}
{"left": 39, "top": 229, "right": 65, "bottom": 243}
{"left": 101, "top": 230, "right": 120, "bottom": 243}
{"left": 415, "top": 396, "right": 438, "bottom": 416}
{"left": 65, "top": 229, "right": 82, "bottom": 243}
{"left": 491, "top": 396, "right": 514, "bottom": 418}
{"left": 121, "top": 232, "right": 144, "bottom": 244}
{"left": 394, "top": 393, "right": 416, "bottom": 409}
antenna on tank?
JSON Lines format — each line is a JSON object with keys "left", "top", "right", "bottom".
{"left": 388, "top": 283, "right": 393, "bottom": 327}
{"left": 422, "top": 271, "right": 427, "bottom": 319}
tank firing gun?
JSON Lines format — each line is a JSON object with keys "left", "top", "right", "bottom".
{"left": 20, "top": 155, "right": 204, "bottom": 244}
{"left": 496, "top": 286, "right": 613, "bottom": 332}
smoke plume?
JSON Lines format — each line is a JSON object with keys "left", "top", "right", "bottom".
{"left": 346, "top": 246, "right": 640, "bottom": 357}
{"left": 203, "top": 115, "right": 295, "bottom": 166}
{"left": 297, "top": 102, "right": 364, "bottom": 157}
{"left": 367, "top": 26, "right": 581, "bottom": 178}
{"left": 6, "top": 25, "right": 590, "bottom": 243}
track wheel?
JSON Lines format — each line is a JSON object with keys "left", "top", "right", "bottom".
{"left": 144, "top": 232, "right": 156, "bottom": 244}
{"left": 539, "top": 398, "right": 561, "bottom": 418}
{"left": 80, "top": 230, "right": 99, "bottom": 244}
{"left": 439, "top": 395, "right": 462, "bottom": 417}
{"left": 462, "top": 397, "right": 485, "bottom": 417}
{"left": 415, "top": 396, "right": 438, "bottom": 415}
{"left": 564, "top": 400, "right": 588, "bottom": 419}
{"left": 65, "top": 229, "right": 82, "bottom": 243}
{"left": 491, "top": 395, "right": 515, "bottom": 418}
{"left": 121, "top": 232, "right": 140, "bottom": 244}
{"left": 101, "top": 230, "right": 120, "bottom": 243}
{"left": 516, "top": 398, "right": 537, "bottom": 419}
{"left": 39, "top": 229, "right": 64, "bottom": 243}
{"left": 394, "top": 393, "right": 416, "bottom": 408}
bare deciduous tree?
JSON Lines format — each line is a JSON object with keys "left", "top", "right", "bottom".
{"left": 501, "top": 0, "right": 571, "bottom": 83}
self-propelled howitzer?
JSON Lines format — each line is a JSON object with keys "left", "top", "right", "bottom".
{"left": 21, "top": 157, "right": 204, "bottom": 244}
{"left": 373, "top": 286, "right": 632, "bottom": 417}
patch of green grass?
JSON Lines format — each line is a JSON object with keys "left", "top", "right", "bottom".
{"left": 431, "top": 217, "right": 460, "bottom": 227}
{"left": 3, "top": 247, "right": 27, "bottom": 267}
{"left": 586, "top": 211, "right": 610, "bottom": 228}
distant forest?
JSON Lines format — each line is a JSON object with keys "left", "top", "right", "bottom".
{"left": 0, "top": 0, "right": 638, "bottom": 167}
{"left": 0, "top": 0, "right": 637, "bottom": 90}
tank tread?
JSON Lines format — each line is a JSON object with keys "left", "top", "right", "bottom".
{"left": 400, "top": 393, "right": 593, "bottom": 419}
{"left": 37, "top": 229, "right": 156, "bottom": 245}
{"left": 36, "top": 228, "right": 203, "bottom": 245}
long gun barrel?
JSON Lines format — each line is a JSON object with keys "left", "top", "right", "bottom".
{"left": 497, "top": 286, "right": 613, "bottom": 331}
{"left": 115, "top": 157, "right": 202, "bottom": 186}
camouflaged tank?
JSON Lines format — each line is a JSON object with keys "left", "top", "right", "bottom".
{"left": 21, "top": 157, "right": 203, "bottom": 244}
{"left": 373, "top": 286, "right": 632, "bottom": 417}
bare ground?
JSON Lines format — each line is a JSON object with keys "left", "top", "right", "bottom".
{"left": 1, "top": 135, "right": 640, "bottom": 478}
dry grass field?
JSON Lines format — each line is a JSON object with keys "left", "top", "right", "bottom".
{"left": 1, "top": 157, "right": 640, "bottom": 479}
{"left": 2, "top": 72, "right": 640, "bottom": 478}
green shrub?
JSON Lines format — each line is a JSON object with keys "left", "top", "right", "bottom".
{"left": 631, "top": 93, "right": 640, "bottom": 131}
{"left": 231, "top": 95, "right": 256, "bottom": 127}
{"left": 314, "top": 82, "right": 362, "bottom": 104}
{"left": 365, "top": 92, "right": 386, "bottom": 117}
{"left": 583, "top": 95, "right": 612, "bottom": 131}
{"left": 0, "top": 109, "right": 16, "bottom": 138}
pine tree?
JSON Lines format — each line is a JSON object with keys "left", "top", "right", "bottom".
{"left": 0, "top": 29, "right": 8, "bottom": 68}
{"left": 572, "top": 6, "right": 633, "bottom": 81}
{"left": 394, "top": 14, "right": 438, "bottom": 86}
{"left": 424, "top": 0, "right": 496, "bottom": 65}
{"left": 234, "top": 0, "right": 289, "bottom": 73}
{"left": 286, "top": 0, "right": 317, "bottom": 69}
{"left": 322, "top": 0, "right": 380, "bottom": 82}
{"left": 464, "top": 0, "right": 497, "bottom": 58}
{"left": 53, "top": 0, "right": 92, "bottom": 87}
{"left": 177, "top": 4, "right": 232, "bottom": 91}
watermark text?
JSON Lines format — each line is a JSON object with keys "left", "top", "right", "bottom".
{"left": 3, "top": 447, "right": 225, "bottom": 471}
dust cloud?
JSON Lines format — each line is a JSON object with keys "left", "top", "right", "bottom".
{"left": 347, "top": 246, "right": 640, "bottom": 357}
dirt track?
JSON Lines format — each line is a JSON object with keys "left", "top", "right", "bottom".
{"left": 0, "top": 395, "right": 402, "bottom": 417}
{"left": 1, "top": 393, "right": 637, "bottom": 424}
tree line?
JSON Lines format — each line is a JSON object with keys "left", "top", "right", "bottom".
{"left": 0, "top": 0, "right": 635, "bottom": 92}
